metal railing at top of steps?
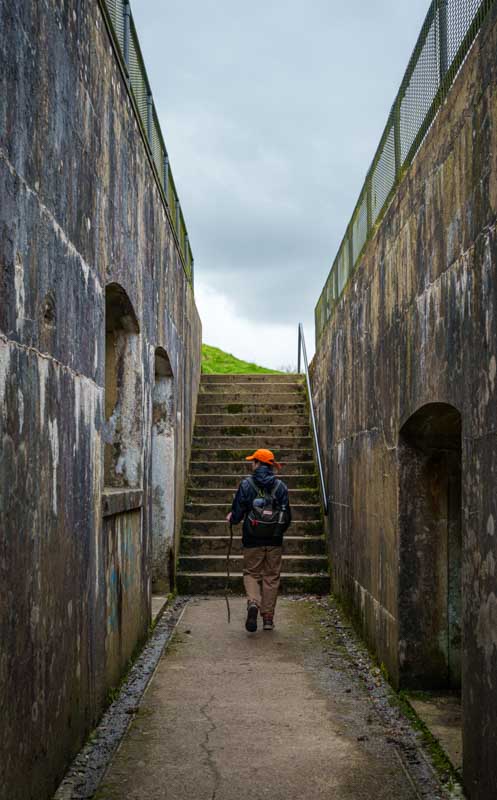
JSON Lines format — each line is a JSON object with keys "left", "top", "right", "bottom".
{"left": 297, "top": 323, "right": 329, "bottom": 517}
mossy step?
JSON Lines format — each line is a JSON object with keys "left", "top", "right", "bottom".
{"left": 195, "top": 413, "right": 306, "bottom": 426}
{"left": 196, "top": 402, "right": 307, "bottom": 414}
{"left": 179, "top": 554, "right": 329, "bottom": 573}
{"left": 200, "top": 383, "right": 305, "bottom": 395}
{"left": 192, "top": 436, "right": 312, "bottom": 450}
{"left": 188, "top": 474, "right": 319, "bottom": 490}
{"left": 184, "top": 503, "right": 321, "bottom": 522}
{"left": 189, "top": 461, "right": 317, "bottom": 476}
{"left": 176, "top": 572, "right": 330, "bottom": 595}
{"left": 187, "top": 488, "right": 319, "bottom": 504}
{"left": 191, "top": 448, "right": 314, "bottom": 462}
{"left": 197, "top": 392, "right": 305, "bottom": 405}
{"left": 194, "top": 425, "right": 310, "bottom": 438}
{"left": 182, "top": 520, "right": 323, "bottom": 536}
{"left": 180, "top": 535, "right": 326, "bottom": 556}
{"left": 201, "top": 374, "right": 304, "bottom": 383}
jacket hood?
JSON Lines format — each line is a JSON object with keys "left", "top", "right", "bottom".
{"left": 252, "top": 464, "right": 277, "bottom": 489}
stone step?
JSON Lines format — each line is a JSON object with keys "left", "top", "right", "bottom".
{"left": 201, "top": 374, "right": 304, "bottom": 383}
{"left": 196, "top": 401, "right": 307, "bottom": 414}
{"left": 183, "top": 520, "right": 323, "bottom": 536}
{"left": 191, "top": 448, "right": 313, "bottom": 462}
{"left": 187, "top": 487, "right": 319, "bottom": 504}
{"left": 176, "top": 572, "right": 330, "bottom": 595}
{"left": 195, "top": 413, "right": 306, "bottom": 426}
{"left": 200, "top": 383, "right": 305, "bottom": 395}
{"left": 180, "top": 373, "right": 326, "bottom": 598}
{"left": 189, "top": 461, "right": 316, "bottom": 476}
{"left": 194, "top": 424, "right": 310, "bottom": 438}
{"left": 179, "top": 554, "right": 329, "bottom": 574}
{"left": 184, "top": 503, "right": 320, "bottom": 522}
{"left": 192, "top": 435, "right": 312, "bottom": 450}
{"left": 181, "top": 535, "right": 326, "bottom": 556}
{"left": 197, "top": 392, "right": 305, "bottom": 406}
{"left": 188, "top": 473, "right": 319, "bottom": 489}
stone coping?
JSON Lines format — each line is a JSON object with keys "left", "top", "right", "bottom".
{"left": 102, "top": 488, "right": 143, "bottom": 517}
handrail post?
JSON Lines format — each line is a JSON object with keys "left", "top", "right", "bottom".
{"left": 298, "top": 323, "right": 328, "bottom": 516}
{"left": 297, "top": 325, "right": 302, "bottom": 374}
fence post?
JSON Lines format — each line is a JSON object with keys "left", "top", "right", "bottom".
{"left": 175, "top": 196, "right": 180, "bottom": 236}
{"left": 163, "top": 154, "right": 169, "bottom": 205}
{"left": 438, "top": 0, "right": 449, "bottom": 87}
{"left": 394, "top": 99, "right": 402, "bottom": 179}
{"left": 146, "top": 92, "right": 153, "bottom": 144}
{"left": 123, "top": 2, "right": 131, "bottom": 71}
{"left": 347, "top": 228, "right": 354, "bottom": 276}
{"left": 366, "top": 174, "right": 373, "bottom": 233}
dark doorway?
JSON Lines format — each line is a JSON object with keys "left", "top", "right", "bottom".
{"left": 398, "top": 403, "right": 462, "bottom": 690}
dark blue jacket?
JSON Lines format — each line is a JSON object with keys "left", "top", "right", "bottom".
{"left": 230, "top": 465, "right": 292, "bottom": 548}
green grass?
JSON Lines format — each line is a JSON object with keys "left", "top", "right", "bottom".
{"left": 201, "top": 343, "right": 282, "bottom": 374}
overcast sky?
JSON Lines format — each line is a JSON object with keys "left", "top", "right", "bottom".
{"left": 132, "top": 1, "right": 430, "bottom": 369}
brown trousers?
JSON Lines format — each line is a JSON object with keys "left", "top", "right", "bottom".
{"left": 243, "top": 546, "right": 283, "bottom": 615}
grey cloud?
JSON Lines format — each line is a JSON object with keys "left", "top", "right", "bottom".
{"left": 133, "top": 0, "right": 430, "bottom": 334}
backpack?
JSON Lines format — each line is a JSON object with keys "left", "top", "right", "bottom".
{"left": 245, "top": 476, "right": 288, "bottom": 536}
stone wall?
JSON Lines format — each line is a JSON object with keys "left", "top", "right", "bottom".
{"left": 0, "top": 1, "right": 201, "bottom": 798}
{"left": 311, "top": 6, "right": 497, "bottom": 799}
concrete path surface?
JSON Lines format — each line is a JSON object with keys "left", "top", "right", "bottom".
{"left": 93, "top": 597, "right": 441, "bottom": 800}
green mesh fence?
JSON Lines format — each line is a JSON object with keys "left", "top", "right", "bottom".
{"left": 315, "top": 0, "right": 495, "bottom": 343}
{"left": 105, "top": 0, "right": 125, "bottom": 50}
{"left": 99, "top": 0, "right": 194, "bottom": 285}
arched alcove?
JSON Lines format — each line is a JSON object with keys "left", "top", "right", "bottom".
{"left": 104, "top": 283, "right": 143, "bottom": 488}
{"left": 398, "top": 403, "right": 462, "bottom": 690}
{"left": 151, "top": 347, "right": 176, "bottom": 591}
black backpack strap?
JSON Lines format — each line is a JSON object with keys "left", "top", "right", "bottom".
{"left": 244, "top": 476, "right": 258, "bottom": 494}
{"left": 270, "top": 479, "right": 281, "bottom": 498}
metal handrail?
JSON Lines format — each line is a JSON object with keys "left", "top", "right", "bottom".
{"left": 297, "top": 324, "right": 329, "bottom": 516}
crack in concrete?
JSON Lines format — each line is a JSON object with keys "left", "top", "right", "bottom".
{"left": 199, "top": 694, "right": 222, "bottom": 800}
{"left": 0, "top": 333, "right": 103, "bottom": 391}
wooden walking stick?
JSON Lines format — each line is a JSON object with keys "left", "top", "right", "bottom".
{"left": 225, "top": 521, "right": 234, "bottom": 623}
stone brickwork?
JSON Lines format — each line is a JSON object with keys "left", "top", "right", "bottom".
{"left": 0, "top": 1, "right": 201, "bottom": 798}
{"left": 311, "top": 6, "right": 497, "bottom": 799}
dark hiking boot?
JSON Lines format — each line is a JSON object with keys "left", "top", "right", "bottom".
{"left": 245, "top": 601, "right": 258, "bottom": 632}
{"left": 262, "top": 614, "right": 274, "bottom": 631}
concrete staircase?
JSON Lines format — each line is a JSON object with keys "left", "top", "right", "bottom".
{"left": 177, "top": 374, "right": 330, "bottom": 594}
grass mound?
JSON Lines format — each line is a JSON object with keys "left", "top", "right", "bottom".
{"left": 202, "top": 344, "right": 281, "bottom": 374}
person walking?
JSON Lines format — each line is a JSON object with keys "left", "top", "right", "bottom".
{"left": 226, "top": 449, "right": 292, "bottom": 632}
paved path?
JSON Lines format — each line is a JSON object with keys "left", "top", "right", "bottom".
{"left": 94, "top": 597, "right": 428, "bottom": 800}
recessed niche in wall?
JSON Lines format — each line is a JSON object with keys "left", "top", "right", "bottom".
{"left": 151, "top": 347, "right": 176, "bottom": 591}
{"left": 104, "top": 283, "right": 143, "bottom": 489}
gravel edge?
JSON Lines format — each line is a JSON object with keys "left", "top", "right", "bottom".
{"left": 53, "top": 597, "right": 190, "bottom": 800}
